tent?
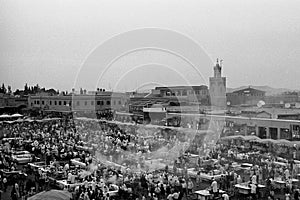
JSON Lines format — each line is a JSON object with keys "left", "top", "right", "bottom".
{"left": 28, "top": 190, "right": 72, "bottom": 200}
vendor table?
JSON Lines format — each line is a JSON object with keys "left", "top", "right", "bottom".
{"left": 235, "top": 183, "right": 266, "bottom": 195}
{"left": 28, "top": 162, "right": 45, "bottom": 169}
{"left": 194, "top": 189, "right": 225, "bottom": 200}
{"left": 273, "top": 161, "right": 288, "bottom": 167}
{"left": 105, "top": 190, "right": 118, "bottom": 197}
{"left": 0, "top": 169, "right": 22, "bottom": 175}
{"left": 199, "top": 173, "right": 225, "bottom": 181}
{"left": 241, "top": 163, "right": 253, "bottom": 168}
{"left": 56, "top": 180, "right": 84, "bottom": 189}
{"left": 272, "top": 178, "right": 286, "bottom": 189}
{"left": 70, "top": 159, "right": 86, "bottom": 168}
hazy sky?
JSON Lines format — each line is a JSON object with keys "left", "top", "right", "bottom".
{"left": 1, "top": 0, "right": 300, "bottom": 92}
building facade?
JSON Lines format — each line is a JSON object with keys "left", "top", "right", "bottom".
{"left": 153, "top": 85, "right": 210, "bottom": 105}
{"left": 29, "top": 91, "right": 128, "bottom": 113}
{"left": 0, "top": 94, "right": 28, "bottom": 114}
{"left": 226, "top": 87, "right": 266, "bottom": 106}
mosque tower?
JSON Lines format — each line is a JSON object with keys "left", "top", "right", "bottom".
{"left": 209, "top": 59, "right": 226, "bottom": 109}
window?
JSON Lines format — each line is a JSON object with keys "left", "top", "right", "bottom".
{"left": 59, "top": 101, "right": 62, "bottom": 105}
{"left": 37, "top": 101, "right": 40, "bottom": 105}
{"left": 64, "top": 101, "right": 67, "bottom": 105}
{"left": 97, "top": 101, "right": 100, "bottom": 105}
{"left": 50, "top": 101, "right": 52, "bottom": 105}
{"left": 182, "top": 90, "right": 187, "bottom": 96}
{"left": 42, "top": 101, "right": 44, "bottom": 105}
{"left": 69, "top": 101, "right": 72, "bottom": 106}
{"left": 91, "top": 101, "right": 94, "bottom": 106}
{"left": 77, "top": 101, "right": 80, "bottom": 106}
{"left": 119, "top": 101, "right": 121, "bottom": 105}
{"left": 113, "top": 100, "right": 116, "bottom": 105}
{"left": 106, "top": 101, "right": 110, "bottom": 105}
{"left": 84, "top": 101, "right": 87, "bottom": 106}
{"left": 55, "top": 101, "right": 57, "bottom": 105}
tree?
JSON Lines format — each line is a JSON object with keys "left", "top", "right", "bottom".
{"left": 0, "top": 83, "right": 6, "bottom": 94}
{"left": 24, "top": 83, "right": 28, "bottom": 92}
{"left": 7, "top": 85, "right": 12, "bottom": 94}
{"left": 14, "top": 89, "right": 20, "bottom": 96}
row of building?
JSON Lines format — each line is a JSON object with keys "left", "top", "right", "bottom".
{"left": 1, "top": 60, "right": 300, "bottom": 141}
{"left": 1, "top": 60, "right": 299, "bottom": 114}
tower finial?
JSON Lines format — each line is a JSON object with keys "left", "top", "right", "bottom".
{"left": 216, "top": 58, "right": 219, "bottom": 65}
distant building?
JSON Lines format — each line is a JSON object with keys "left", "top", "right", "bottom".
{"left": 265, "top": 91, "right": 299, "bottom": 104}
{"left": 153, "top": 85, "right": 210, "bottom": 105}
{"left": 209, "top": 59, "right": 226, "bottom": 109}
{"left": 28, "top": 91, "right": 128, "bottom": 113}
{"left": 0, "top": 94, "right": 28, "bottom": 114}
{"left": 226, "top": 87, "right": 265, "bottom": 106}
{"left": 239, "top": 110, "right": 272, "bottom": 119}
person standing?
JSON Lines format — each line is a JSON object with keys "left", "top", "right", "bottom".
{"left": 11, "top": 185, "right": 18, "bottom": 200}
{"left": 250, "top": 182, "right": 257, "bottom": 200}
{"left": 222, "top": 193, "right": 229, "bottom": 200}
{"left": 2, "top": 177, "right": 7, "bottom": 192}
{"left": 294, "top": 189, "right": 299, "bottom": 200}
{"left": 187, "top": 179, "right": 194, "bottom": 195}
{"left": 211, "top": 178, "right": 218, "bottom": 198}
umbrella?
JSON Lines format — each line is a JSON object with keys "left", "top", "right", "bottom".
{"left": 28, "top": 190, "right": 72, "bottom": 200}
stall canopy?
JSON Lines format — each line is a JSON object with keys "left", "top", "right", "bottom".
{"left": 220, "top": 135, "right": 245, "bottom": 140}
{"left": 276, "top": 139, "right": 293, "bottom": 146}
{"left": 11, "top": 113, "right": 23, "bottom": 117}
{"left": 243, "top": 135, "right": 261, "bottom": 141}
{"left": 28, "top": 190, "right": 72, "bottom": 200}
{"left": 0, "top": 114, "right": 11, "bottom": 118}
{"left": 220, "top": 135, "right": 261, "bottom": 142}
{"left": 258, "top": 138, "right": 279, "bottom": 144}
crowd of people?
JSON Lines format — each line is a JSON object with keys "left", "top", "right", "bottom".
{"left": 1, "top": 114, "right": 300, "bottom": 200}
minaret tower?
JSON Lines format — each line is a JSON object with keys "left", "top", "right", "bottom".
{"left": 209, "top": 59, "right": 226, "bottom": 109}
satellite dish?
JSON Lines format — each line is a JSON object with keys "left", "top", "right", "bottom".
{"left": 285, "top": 103, "right": 291, "bottom": 108}
{"left": 257, "top": 100, "right": 265, "bottom": 108}
{"left": 227, "top": 101, "right": 231, "bottom": 106}
{"left": 295, "top": 103, "right": 300, "bottom": 109}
